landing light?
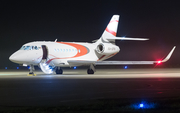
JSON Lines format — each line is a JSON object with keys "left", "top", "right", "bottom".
{"left": 121, "top": 37, "right": 125, "bottom": 40}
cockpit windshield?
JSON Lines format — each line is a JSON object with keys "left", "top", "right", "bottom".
{"left": 20, "top": 46, "right": 40, "bottom": 50}
{"left": 20, "top": 46, "right": 25, "bottom": 50}
{"left": 24, "top": 46, "right": 31, "bottom": 50}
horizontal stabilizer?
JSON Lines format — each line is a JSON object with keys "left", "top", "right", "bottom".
{"left": 106, "top": 37, "right": 149, "bottom": 41}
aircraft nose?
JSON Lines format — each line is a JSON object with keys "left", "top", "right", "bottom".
{"left": 9, "top": 53, "right": 20, "bottom": 63}
{"left": 9, "top": 55, "right": 13, "bottom": 62}
{"left": 9, "top": 51, "right": 26, "bottom": 64}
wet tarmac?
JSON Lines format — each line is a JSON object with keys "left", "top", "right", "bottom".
{"left": 0, "top": 68, "right": 180, "bottom": 106}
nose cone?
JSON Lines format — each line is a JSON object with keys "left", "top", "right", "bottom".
{"left": 9, "top": 52, "right": 22, "bottom": 64}
{"left": 9, "top": 50, "right": 42, "bottom": 64}
{"left": 9, "top": 54, "right": 15, "bottom": 62}
{"left": 9, "top": 51, "right": 27, "bottom": 64}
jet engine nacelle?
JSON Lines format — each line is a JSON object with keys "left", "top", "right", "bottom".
{"left": 96, "top": 43, "right": 120, "bottom": 55}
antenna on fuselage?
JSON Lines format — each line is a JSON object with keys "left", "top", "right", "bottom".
{"left": 55, "top": 39, "right": 58, "bottom": 42}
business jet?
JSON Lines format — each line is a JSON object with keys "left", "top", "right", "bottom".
{"left": 9, "top": 15, "right": 176, "bottom": 76}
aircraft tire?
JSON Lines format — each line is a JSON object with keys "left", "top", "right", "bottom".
{"left": 87, "top": 69, "right": 94, "bottom": 74}
{"left": 56, "top": 68, "right": 63, "bottom": 74}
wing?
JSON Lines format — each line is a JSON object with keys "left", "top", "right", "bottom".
{"left": 68, "top": 46, "right": 176, "bottom": 66}
{"left": 95, "top": 61, "right": 155, "bottom": 65}
{"left": 96, "top": 46, "right": 176, "bottom": 65}
{"left": 68, "top": 60, "right": 96, "bottom": 65}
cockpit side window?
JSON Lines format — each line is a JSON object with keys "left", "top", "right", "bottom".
{"left": 20, "top": 45, "right": 40, "bottom": 50}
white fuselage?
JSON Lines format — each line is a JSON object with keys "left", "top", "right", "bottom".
{"left": 9, "top": 41, "right": 120, "bottom": 67}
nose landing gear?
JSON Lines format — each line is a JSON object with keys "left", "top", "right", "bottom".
{"left": 27, "top": 65, "right": 36, "bottom": 76}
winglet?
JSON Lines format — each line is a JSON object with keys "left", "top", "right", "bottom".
{"left": 156, "top": 46, "right": 176, "bottom": 63}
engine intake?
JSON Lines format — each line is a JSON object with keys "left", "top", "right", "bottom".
{"left": 96, "top": 43, "right": 120, "bottom": 55}
{"left": 96, "top": 43, "right": 104, "bottom": 53}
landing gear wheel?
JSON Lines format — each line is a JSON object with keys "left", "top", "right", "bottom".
{"left": 27, "top": 65, "right": 36, "bottom": 76}
{"left": 87, "top": 69, "right": 94, "bottom": 74}
{"left": 29, "top": 72, "right": 34, "bottom": 74}
{"left": 27, "top": 72, "right": 36, "bottom": 76}
{"left": 56, "top": 68, "right": 63, "bottom": 74}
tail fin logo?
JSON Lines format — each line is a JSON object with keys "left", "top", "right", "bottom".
{"left": 101, "top": 15, "right": 119, "bottom": 38}
{"left": 105, "top": 19, "right": 119, "bottom": 36}
{"left": 99, "top": 15, "right": 120, "bottom": 43}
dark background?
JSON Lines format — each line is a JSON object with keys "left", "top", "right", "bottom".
{"left": 0, "top": 0, "right": 180, "bottom": 69}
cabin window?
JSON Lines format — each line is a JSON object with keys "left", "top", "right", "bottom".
{"left": 34, "top": 46, "right": 38, "bottom": 50}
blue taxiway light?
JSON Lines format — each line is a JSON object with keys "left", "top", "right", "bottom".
{"left": 139, "top": 104, "right": 144, "bottom": 108}
{"left": 131, "top": 101, "right": 156, "bottom": 109}
{"left": 73, "top": 67, "right": 77, "bottom": 69}
{"left": 124, "top": 66, "right": 128, "bottom": 69}
{"left": 5, "top": 67, "right": 7, "bottom": 69}
{"left": 17, "top": 67, "right": 19, "bottom": 69}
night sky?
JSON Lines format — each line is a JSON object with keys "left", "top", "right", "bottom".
{"left": 0, "top": 0, "right": 180, "bottom": 69}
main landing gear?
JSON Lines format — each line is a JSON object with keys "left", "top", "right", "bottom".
{"left": 87, "top": 69, "right": 94, "bottom": 74}
{"left": 27, "top": 65, "right": 36, "bottom": 76}
{"left": 55, "top": 67, "right": 63, "bottom": 74}
{"left": 87, "top": 64, "right": 96, "bottom": 74}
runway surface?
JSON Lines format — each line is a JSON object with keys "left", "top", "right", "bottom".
{"left": 0, "top": 68, "right": 180, "bottom": 107}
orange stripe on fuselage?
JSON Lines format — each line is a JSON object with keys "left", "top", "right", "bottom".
{"left": 57, "top": 42, "right": 88, "bottom": 58}
{"left": 106, "top": 53, "right": 118, "bottom": 59}
{"left": 46, "top": 42, "right": 89, "bottom": 64}
{"left": 97, "top": 55, "right": 106, "bottom": 61}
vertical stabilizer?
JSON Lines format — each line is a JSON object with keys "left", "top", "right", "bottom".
{"left": 100, "top": 15, "right": 119, "bottom": 43}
